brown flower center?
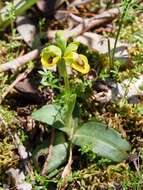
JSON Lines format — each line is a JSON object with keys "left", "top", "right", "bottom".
{"left": 48, "top": 56, "right": 53, "bottom": 64}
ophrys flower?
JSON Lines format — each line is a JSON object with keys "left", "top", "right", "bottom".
{"left": 41, "top": 45, "right": 62, "bottom": 68}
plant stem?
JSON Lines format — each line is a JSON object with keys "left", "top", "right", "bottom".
{"left": 64, "top": 72, "right": 70, "bottom": 93}
{"left": 107, "top": 38, "right": 112, "bottom": 66}
{"left": 111, "top": 0, "right": 133, "bottom": 64}
{"left": 58, "top": 59, "right": 70, "bottom": 92}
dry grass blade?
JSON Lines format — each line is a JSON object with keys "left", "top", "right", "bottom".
{"left": 41, "top": 128, "right": 56, "bottom": 176}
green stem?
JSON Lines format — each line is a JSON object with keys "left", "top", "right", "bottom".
{"left": 58, "top": 59, "right": 70, "bottom": 92}
{"left": 111, "top": 0, "right": 132, "bottom": 65}
{"left": 107, "top": 37, "right": 112, "bottom": 67}
{"left": 64, "top": 70, "right": 70, "bottom": 93}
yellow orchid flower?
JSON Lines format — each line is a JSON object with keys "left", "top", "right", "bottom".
{"left": 71, "top": 52, "right": 90, "bottom": 74}
{"left": 41, "top": 45, "right": 62, "bottom": 68}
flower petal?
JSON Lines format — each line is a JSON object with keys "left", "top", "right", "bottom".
{"left": 71, "top": 53, "right": 90, "bottom": 74}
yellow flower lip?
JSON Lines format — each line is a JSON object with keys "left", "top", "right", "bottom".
{"left": 71, "top": 53, "right": 90, "bottom": 74}
{"left": 41, "top": 45, "right": 62, "bottom": 68}
{"left": 41, "top": 56, "right": 60, "bottom": 68}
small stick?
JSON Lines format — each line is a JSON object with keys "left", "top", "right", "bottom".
{"left": 41, "top": 128, "right": 56, "bottom": 176}
{"left": 68, "top": 0, "right": 93, "bottom": 7}
{"left": 0, "top": 68, "right": 32, "bottom": 104}
{"left": 47, "top": 8, "right": 121, "bottom": 39}
{"left": 0, "top": 47, "right": 41, "bottom": 73}
{"left": 69, "top": 13, "right": 84, "bottom": 23}
{"left": 68, "top": 7, "right": 121, "bottom": 37}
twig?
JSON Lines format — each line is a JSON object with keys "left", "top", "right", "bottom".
{"left": 68, "top": 7, "right": 121, "bottom": 36}
{"left": 0, "top": 68, "right": 32, "bottom": 104}
{"left": 69, "top": 7, "right": 120, "bottom": 24}
{"left": 41, "top": 128, "right": 56, "bottom": 176}
{"left": 69, "top": 13, "right": 84, "bottom": 23}
{"left": 0, "top": 47, "right": 41, "bottom": 73}
{"left": 68, "top": 0, "right": 93, "bottom": 7}
{"left": 48, "top": 8, "right": 121, "bottom": 39}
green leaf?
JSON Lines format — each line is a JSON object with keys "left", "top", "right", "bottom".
{"left": 33, "top": 132, "right": 68, "bottom": 173}
{"left": 64, "top": 41, "right": 79, "bottom": 56}
{"left": 55, "top": 31, "right": 67, "bottom": 54}
{"left": 32, "top": 105, "right": 131, "bottom": 162}
{"left": 72, "top": 121, "right": 131, "bottom": 162}
{"left": 32, "top": 104, "right": 61, "bottom": 125}
{"left": 31, "top": 104, "right": 69, "bottom": 133}
{"left": 63, "top": 94, "right": 76, "bottom": 127}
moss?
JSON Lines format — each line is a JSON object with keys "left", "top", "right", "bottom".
{"left": 0, "top": 106, "right": 17, "bottom": 182}
{"left": 0, "top": 105, "right": 16, "bottom": 124}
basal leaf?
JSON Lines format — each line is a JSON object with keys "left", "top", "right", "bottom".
{"left": 31, "top": 104, "right": 69, "bottom": 133}
{"left": 32, "top": 104, "right": 61, "bottom": 125}
{"left": 72, "top": 121, "right": 131, "bottom": 162}
{"left": 33, "top": 132, "right": 68, "bottom": 173}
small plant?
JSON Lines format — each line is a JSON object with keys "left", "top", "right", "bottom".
{"left": 0, "top": 0, "right": 37, "bottom": 29}
{"left": 5, "top": 1, "right": 16, "bottom": 36}
{"left": 32, "top": 32, "right": 131, "bottom": 178}
{"left": 110, "top": 0, "right": 139, "bottom": 65}
{"left": 38, "top": 69, "right": 59, "bottom": 89}
{"left": 79, "top": 144, "right": 97, "bottom": 162}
